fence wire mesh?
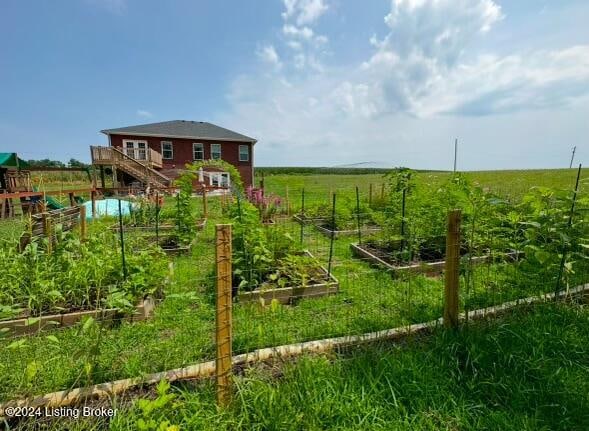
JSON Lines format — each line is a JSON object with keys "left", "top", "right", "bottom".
{"left": 0, "top": 172, "right": 588, "bottom": 418}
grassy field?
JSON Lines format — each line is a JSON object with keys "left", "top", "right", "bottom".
{"left": 260, "top": 168, "right": 588, "bottom": 203}
{"left": 14, "top": 301, "right": 589, "bottom": 430}
{"left": 1, "top": 168, "right": 588, "bottom": 430}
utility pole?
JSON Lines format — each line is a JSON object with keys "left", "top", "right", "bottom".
{"left": 453, "top": 138, "right": 458, "bottom": 173}
{"left": 569, "top": 146, "right": 577, "bottom": 169}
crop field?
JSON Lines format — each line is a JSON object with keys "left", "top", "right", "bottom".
{"left": 0, "top": 167, "right": 588, "bottom": 430}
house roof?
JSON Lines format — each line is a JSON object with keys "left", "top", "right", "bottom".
{"left": 101, "top": 120, "right": 257, "bottom": 144}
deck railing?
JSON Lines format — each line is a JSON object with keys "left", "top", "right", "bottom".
{"left": 90, "top": 146, "right": 171, "bottom": 187}
{"left": 91, "top": 146, "right": 163, "bottom": 169}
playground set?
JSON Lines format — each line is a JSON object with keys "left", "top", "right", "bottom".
{"left": 0, "top": 151, "right": 230, "bottom": 222}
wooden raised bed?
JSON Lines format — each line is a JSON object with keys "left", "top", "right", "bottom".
{"left": 315, "top": 224, "right": 381, "bottom": 239}
{"left": 157, "top": 237, "right": 195, "bottom": 255}
{"left": 293, "top": 214, "right": 326, "bottom": 225}
{"left": 351, "top": 242, "right": 521, "bottom": 277}
{"left": 237, "top": 252, "right": 339, "bottom": 305}
{"left": 112, "top": 218, "right": 206, "bottom": 233}
{"left": 0, "top": 297, "right": 155, "bottom": 337}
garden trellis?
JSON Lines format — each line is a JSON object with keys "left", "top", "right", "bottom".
{"left": 0, "top": 168, "right": 588, "bottom": 421}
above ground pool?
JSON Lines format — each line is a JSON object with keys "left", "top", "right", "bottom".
{"left": 82, "top": 198, "right": 134, "bottom": 219}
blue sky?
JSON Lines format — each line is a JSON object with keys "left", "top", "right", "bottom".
{"left": 1, "top": 0, "right": 588, "bottom": 170}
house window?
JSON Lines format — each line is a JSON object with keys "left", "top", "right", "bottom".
{"left": 161, "top": 141, "right": 173, "bottom": 160}
{"left": 123, "top": 140, "right": 147, "bottom": 160}
{"left": 211, "top": 143, "right": 222, "bottom": 160}
{"left": 239, "top": 145, "right": 249, "bottom": 162}
{"left": 193, "top": 143, "right": 204, "bottom": 160}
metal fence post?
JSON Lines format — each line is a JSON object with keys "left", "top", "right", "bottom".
{"left": 327, "top": 193, "right": 336, "bottom": 278}
{"left": 203, "top": 187, "right": 208, "bottom": 218}
{"left": 300, "top": 188, "right": 305, "bottom": 244}
{"left": 444, "top": 210, "right": 461, "bottom": 329}
{"left": 555, "top": 164, "right": 582, "bottom": 294}
{"left": 355, "top": 186, "right": 362, "bottom": 245}
{"left": 91, "top": 190, "right": 97, "bottom": 219}
{"left": 118, "top": 199, "right": 127, "bottom": 279}
{"left": 216, "top": 224, "right": 233, "bottom": 407}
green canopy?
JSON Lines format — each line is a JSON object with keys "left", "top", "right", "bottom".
{"left": 0, "top": 153, "right": 30, "bottom": 169}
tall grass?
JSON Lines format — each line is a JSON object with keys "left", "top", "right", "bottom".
{"left": 27, "top": 302, "right": 589, "bottom": 430}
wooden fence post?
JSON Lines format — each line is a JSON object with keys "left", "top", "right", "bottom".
{"left": 369, "top": 184, "right": 373, "bottom": 207}
{"left": 444, "top": 210, "right": 461, "bottom": 329}
{"left": 79, "top": 205, "right": 87, "bottom": 240}
{"left": 68, "top": 192, "right": 75, "bottom": 207}
{"left": 42, "top": 212, "right": 53, "bottom": 254}
{"left": 216, "top": 224, "right": 233, "bottom": 407}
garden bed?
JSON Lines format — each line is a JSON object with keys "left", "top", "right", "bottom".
{"left": 0, "top": 297, "right": 155, "bottom": 337}
{"left": 155, "top": 236, "right": 195, "bottom": 256}
{"left": 237, "top": 251, "right": 339, "bottom": 305}
{"left": 315, "top": 224, "right": 381, "bottom": 239}
{"left": 111, "top": 218, "right": 207, "bottom": 233}
{"left": 293, "top": 214, "right": 326, "bottom": 225}
{"left": 351, "top": 242, "right": 521, "bottom": 277}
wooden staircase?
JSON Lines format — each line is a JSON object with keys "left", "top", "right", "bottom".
{"left": 90, "top": 146, "right": 172, "bottom": 188}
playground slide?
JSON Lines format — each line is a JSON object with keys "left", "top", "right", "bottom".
{"left": 31, "top": 186, "right": 66, "bottom": 210}
{"left": 44, "top": 195, "right": 65, "bottom": 210}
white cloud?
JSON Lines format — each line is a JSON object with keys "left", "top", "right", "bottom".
{"left": 282, "top": 0, "right": 328, "bottom": 26}
{"left": 257, "top": 45, "right": 282, "bottom": 69}
{"left": 282, "top": 24, "right": 314, "bottom": 40}
{"left": 278, "top": 0, "right": 330, "bottom": 72}
{"left": 331, "top": 0, "right": 589, "bottom": 118}
{"left": 218, "top": 0, "right": 589, "bottom": 168}
{"left": 136, "top": 110, "right": 154, "bottom": 118}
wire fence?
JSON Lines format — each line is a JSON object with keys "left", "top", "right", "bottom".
{"left": 0, "top": 174, "right": 588, "bottom": 419}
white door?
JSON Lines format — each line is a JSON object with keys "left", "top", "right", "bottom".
{"left": 124, "top": 140, "right": 147, "bottom": 160}
{"left": 210, "top": 172, "right": 230, "bottom": 187}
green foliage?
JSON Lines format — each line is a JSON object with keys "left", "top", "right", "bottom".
{"left": 186, "top": 159, "right": 245, "bottom": 194}
{"left": 133, "top": 380, "right": 180, "bottom": 431}
{"left": 230, "top": 198, "right": 326, "bottom": 291}
{"left": 0, "top": 225, "right": 167, "bottom": 317}
{"left": 173, "top": 170, "right": 196, "bottom": 242}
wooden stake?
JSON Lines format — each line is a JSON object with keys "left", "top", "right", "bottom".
{"left": 444, "top": 210, "right": 461, "bottom": 328}
{"left": 369, "top": 184, "right": 373, "bottom": 207}
{"left": 99, "top": 166, "right": 106, "bottom": 189}
{"left": 68, "top": 192, "right": 75, "bottom": 207}
{"left": 203, "top": 187, "right": 208, "bottom": 218}
{"left": 42, "top": 212, "right": 52, "bottom": 254}
{"left": 215, "top": 224, "right": 233, "bottom": 407}
{"left": 79, "top": 205, "right": 87, "bottom": 240}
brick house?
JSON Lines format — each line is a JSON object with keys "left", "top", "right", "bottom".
{"left": 93, "top": 120, "right": 257, "bottom": 189}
